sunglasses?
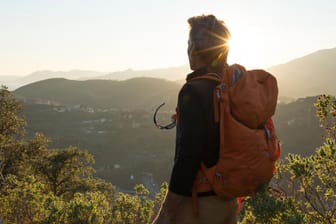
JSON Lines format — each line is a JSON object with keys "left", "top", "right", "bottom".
{"left": 153, "top": 103, "right": 176, "bottom": 130}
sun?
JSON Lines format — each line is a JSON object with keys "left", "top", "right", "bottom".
{"left": 227, "top": 27, "right": 269, "bottom": 69}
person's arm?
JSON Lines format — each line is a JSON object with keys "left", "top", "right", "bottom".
{"left": 170, "top": 83, "right": 205, "bottom": 195}
{"left": 152, "top": 84, "right": 205, "bottom": 223}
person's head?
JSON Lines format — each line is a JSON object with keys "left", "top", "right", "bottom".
{"left": 187, "top": 15, "right": 231, "bottom": 72}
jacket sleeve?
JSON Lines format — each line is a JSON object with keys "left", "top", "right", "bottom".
{"left": 169, "top": 83, "right": 206, "bottom": 196}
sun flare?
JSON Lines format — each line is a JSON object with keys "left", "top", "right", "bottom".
{"left": 227, "top": 27, "right": 269, "bottom": 69}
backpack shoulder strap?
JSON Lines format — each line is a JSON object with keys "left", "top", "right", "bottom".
{"left": 188, "top": 64, "right": 247, "bottom": 84}
{"left": 188, "top": 72, "right": 222, "bottom": 83}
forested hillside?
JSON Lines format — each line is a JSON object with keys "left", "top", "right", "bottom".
{"left": 15, "top": 77, "right": 180, "bottom": 110}
{"left": 273, "top": 97, "right": 324, "bottom": 156}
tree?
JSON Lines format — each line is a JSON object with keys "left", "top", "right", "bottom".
{"left": 315, "top": 94, "right": 336, "bottom": 141}
{"left": 0, "top": 174, "right": 62, "bottom": 224}
{"left": 3, "top": 133, "right": 49, "bottom": 180}
{"left": 0, "top": 87, "right": 116, "bottom": 223}
{"left": 280, "top": 95, "right": 336, "bottom": 223}
{"left": 0, "top": 86, "right": 25, "bottom": 137}
{"left": 112, "top": 183, "right": 167, "bottom": 224}
{"left": 0, "top": 86, "right": 26, "bottom": 183}
{"left": 240, "top": 188, "right": 304, "bottom": 224}
{"left": 34, "top": 146, "right": 95, "bottom": 197}
{"left": 66, "top": 191, "right": 112, "bottom": 224}
{"left": 240, "top": 95, "right": 336, "bottom": 223}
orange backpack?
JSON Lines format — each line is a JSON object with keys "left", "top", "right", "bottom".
{"left": 189, "top": 64, "right": 281, "bottom": 213}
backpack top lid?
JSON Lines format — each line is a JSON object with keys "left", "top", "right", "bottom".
{"left": 228, "top": 65, "right": 278, "bottom": 129}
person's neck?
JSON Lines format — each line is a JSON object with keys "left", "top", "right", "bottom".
{"left": 204, "top": 63, "right": 227, "bottom": 75}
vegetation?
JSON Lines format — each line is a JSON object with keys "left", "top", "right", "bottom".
{"left": 1, "top": 85, "right": 335, "bottom": 223}
{"left": 240, "top": 94, "right": 336, "bottom": 223}
{"left": 0, "top": 86, "right": 166, "bottom": 223}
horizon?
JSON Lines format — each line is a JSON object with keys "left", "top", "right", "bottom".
{"left": 2, "top": 46, "right": 335, "bottom": 78}
{"left": 1, "top": 0, "right": 336, "bottom": 76}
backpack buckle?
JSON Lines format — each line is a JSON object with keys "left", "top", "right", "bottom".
{"left": 215, "top": 172, "right": 223, "bottom": 180}
{"left": 216, "top": 83, "right": 228, "bottom": 101}
{"left": 264, "top": 126, "right": 272, "bottom": 140}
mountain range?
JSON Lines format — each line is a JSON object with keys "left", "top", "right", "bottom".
{"left": 0, "top": 70, "right": 106, "bottom": 90}
{"left": 5, "top": 47, "right": 336, "bottom": 99}
{"left": 14, "top": 77, "right": 180, "bottom": 110}
{"left": 267, "top": 47, "right": 336, "bottom": 98}
{"left": 97, "top": 65, "right": 190, "bottom": 81}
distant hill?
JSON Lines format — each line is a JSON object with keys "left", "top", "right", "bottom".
{"left": 93, "top": 47, "right": 336, "bottom": 98}
{"left": 0, "top": 70, "right": 106, "bottom": 90}
{"left": 1, "top": 66, "right": 189, "bottom": 91}
{"left": 97, "top": 65, "right": 190, "bottom": 81}
{"left": 13, "top": 47, "right": 336, "bottom": 110}
{"left": 6, "top": 47, "right": 336, "bottom": 97}
{"left": 14, "top": 77, "right": 181, "bottom": 110}
{"left": 273, "top": 96, "right": 324, "bottom": 156}
{"left": 267, "top": 47, "right": 336, "bottom": 98}
{"left": 76, "top": 47, "right": 336, "bottom": 92}
{"left": 19, "top": 70, "right": 106, "bottom": 82}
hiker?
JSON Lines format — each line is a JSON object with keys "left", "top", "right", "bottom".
{"left": 152, "top": 14, "right": 237, "bottom": 224}
{"left": 152, "top": 14, "right": 279, "bottom": 224}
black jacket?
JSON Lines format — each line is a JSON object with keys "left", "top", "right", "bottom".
{"left": 169, "top": 68, "right": 220, "bottom": 196}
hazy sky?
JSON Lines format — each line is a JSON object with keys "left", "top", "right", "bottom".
{"left": 1, "top": 0, "right": 335, "bottom": 76}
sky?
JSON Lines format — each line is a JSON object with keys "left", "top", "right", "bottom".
{"left": 0, "top": 0, "right": 335, "bottom": 76}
